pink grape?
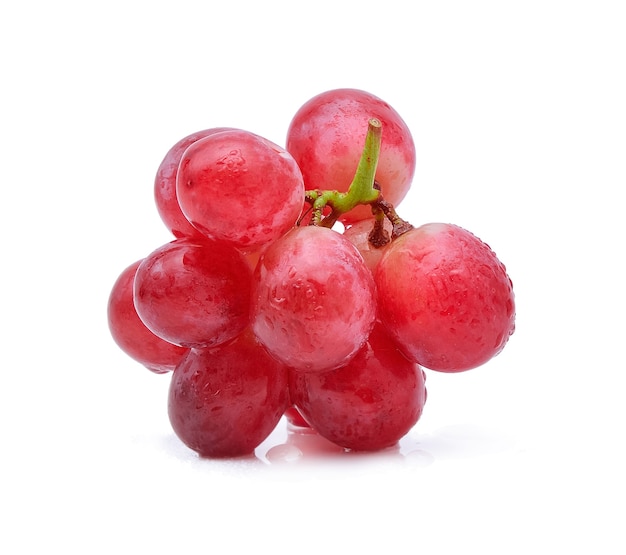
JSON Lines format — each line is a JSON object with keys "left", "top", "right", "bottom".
{"left": 133, "top": 238, "right": 252, "bottom": 349}
{"left": 376, "top": 223, "right": 516, "bottom": 372}
{"left": 343, "top": 217, "right": 393, "bottom": 271}
{"left": 286, "top": 88, "right": 416, "bottom": 224}
{"left": 176, "top": 129, "right": 305, "bottom": 251}
{"left": 107, "top": 260, "right": 188, "bottom": 373}
{"left": 107, "top": 87, "right": 519, "bottom": 458}
{"left": 289, "top": 323, "right": 427, "bottom": 451}
{"left": 154, "top": 128, "right": 233, "bottom": 239}
{"left": 168, "top": 328, "right": 290, "bottom": 458}
{"left": 250, "top": 225, "right": 377, "bottom": 373}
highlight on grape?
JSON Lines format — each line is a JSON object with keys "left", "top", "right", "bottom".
{"left": 107, "top": 88, "right": 516, "bottom": 459}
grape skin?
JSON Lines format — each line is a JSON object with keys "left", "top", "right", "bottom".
{"left": 286, "top": 88, "right": 416, "bottom": 224}
{"left": 176, "top": 129, "right": 305, "bottom": 251}
{"left": 168, "top": 328, "right": 290, "bottom": 458}
{"left": 289, "top": 323, "right": 427, "bottom": 451}
{"left": 376, "top": 223, "right": 516, "bottom": 372}
{"left": 250, "top": 226, "right": 377, "bottom": 373}
{"left": 154, "top": 128, "right": 233, "bottom": 239}
{"left": 107, "top": 260, "right": 188, "bottom": 373}
{"left": 343, "top": 218, "right": 393, "bottom": 272}
{"left": 133, "top": 238, "right": 252, "bottom": 349}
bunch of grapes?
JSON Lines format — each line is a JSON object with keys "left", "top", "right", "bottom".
{"left": 107, "top": 89, "right": 516, "bottom": 458}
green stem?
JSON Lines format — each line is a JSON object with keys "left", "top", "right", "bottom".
{"left": 335, "top": 118, "right": 382, "bottom": 212}
{"left": 302, "top": 118, "right": 414, "bottom": 244}
{"left": 306, "top": 118, "right": 382, "bottom": 228}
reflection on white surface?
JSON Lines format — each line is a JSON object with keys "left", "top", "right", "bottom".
{"left": 260, "top": 419, "right": 516, "bottom": 467}
{"left": 156, "top": 417, "right": 518, "bottom": 471}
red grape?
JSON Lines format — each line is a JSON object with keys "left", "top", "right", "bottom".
{"left": 154, "top": 128, "right": 233, "bottom": 239}
{"left": 176, "top": 129, "right": 305, "bottom": 251}
{"left": 286, "top": 88, "right": 416, "bottom": 224}
{"left": 133, "top": 238, "right": 252, "bottom": 348}
{"left": 343, "top": 217, "right": 393, "bottom": 271}
{"left": 107, "top": 87, "right": 518, "bottom": 459}
{"left": 376, "top": 223, "right": 516, "bottom": 372}
{"left": 289, "top": 323, "right": 427, "bottom": 451}
{"left": 107, "top": 260, "right": 188, "bottom": 373}
{"left": 168, "top": 328, "right": 290, "bottom": 458}
{"left": 250, "top": 225, "right": 377, "bottom": 373}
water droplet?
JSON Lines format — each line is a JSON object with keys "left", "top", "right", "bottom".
{"left": 265, "top": 443, "right": 303, "bottom": 463}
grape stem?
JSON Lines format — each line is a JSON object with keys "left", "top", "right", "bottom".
{"left": 303, "top": 118, "right": 413, "bottom": 246}
{"left": 373, "top": 192, "right": 414, "bottom": 240}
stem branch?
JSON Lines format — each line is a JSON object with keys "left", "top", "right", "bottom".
{"left": 301, "top": 118, "right": 414, "bottom": 245}
{"left": 305, "top": 118, "right": 382, "bottom": 228}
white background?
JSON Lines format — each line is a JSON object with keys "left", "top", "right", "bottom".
{"left": 2, "top": 1, "right": 624, "bottom": 553}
